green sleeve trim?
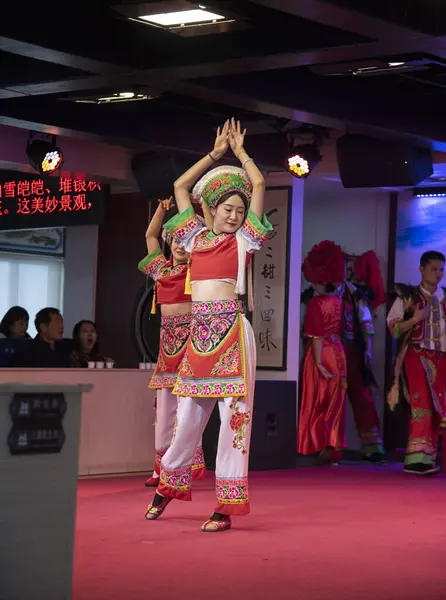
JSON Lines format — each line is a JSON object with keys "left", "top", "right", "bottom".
{"left": 163, "top": 205, "right": 195, "bottom": 234}
{"left": 247, "top": 208, "right": 274, "bottom": 236}
{"left": 138, "top": 248, "right": 163, "bottom": 273}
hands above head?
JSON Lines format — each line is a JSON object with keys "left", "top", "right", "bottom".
{"left": 229, "top": 117, "right": 247, "bottom": 158}
{"left": 211, "top": 119, "right": 230, "bottom": 161}
{"left": 158, "top": 196, "right": 174, "bottom": 211}
{"left": 189, "top": 194, "right": 202, "bottom": 205}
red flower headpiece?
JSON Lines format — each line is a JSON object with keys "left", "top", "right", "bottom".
{"left": 302, "top": 240, "right": 345, "bottom": 285}
{"left": 353, "top": 250, "right": 386, "bottom": 311}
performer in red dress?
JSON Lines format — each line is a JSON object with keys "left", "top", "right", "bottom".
{"left": 302, "top": 249, "right": 386, "bottom": 462}
{"left": 145, "top": 119, "right": 273, "bottom": 532}
{"left": 138, "top": 198, "right": 205, "bottom": 487}
{"left": 387, "top": 250, "right": 446, "bottom": 476}
{"left": 298, "top": 241, "right": 347, "bottom": 463}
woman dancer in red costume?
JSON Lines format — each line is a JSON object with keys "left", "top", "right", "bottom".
{"left": 139, "top": 197, "right": 206, "bottom": 487}
{"left": 145, "top": 119, "right": 273, "bottom": 532}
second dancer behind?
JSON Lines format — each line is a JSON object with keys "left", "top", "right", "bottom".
{"left": 138, "top": 197, "right": 206, "bottom": 487}
{"left": 145, "top": 118, "right": 273, "bottom": 532}
{"left": 298, "top": 241, "right": 347, "bottom": 463}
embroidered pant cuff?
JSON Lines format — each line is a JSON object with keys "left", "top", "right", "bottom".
{"left": 215, "top": 477, "right": 249, "bottom": 515}
{"left": 215, "top": 501, "right": 250, "bottom": 516}
{"left": 405, "top": 452, "right": 436, "bottom": 466}
{"left": 158, "top": 465, "right": 192, "bottom": 501}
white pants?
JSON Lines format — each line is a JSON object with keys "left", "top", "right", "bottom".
{"left": 159, "top": 316, "right": 256, "bottom": 515}
{"left": 152, "top": 388, "right": 205, "bottom": 480}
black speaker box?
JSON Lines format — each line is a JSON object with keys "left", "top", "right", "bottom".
{"left": 336, "top": 134, "right": 433, "bottom": 188}
{"left": 202, "top": 380, "right": 297, "bottom": 471}
{"left": 131, "top": 151, "right": 193, "bottom": 199}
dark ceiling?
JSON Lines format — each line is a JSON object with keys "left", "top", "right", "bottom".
{"left": 2, "top": 0, "right": 446, "bottom": 159}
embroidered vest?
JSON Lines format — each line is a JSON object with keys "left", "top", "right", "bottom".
{"left": 407, "top": 288, "right": 446, "bottom": 350}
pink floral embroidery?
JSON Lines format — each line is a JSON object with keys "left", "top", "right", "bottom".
{"left": 166, "top": 215, "right": 202, "bottom": 245}
{"left": 155, "top": 352, "right": 167, "bottom": 374}
{"left": 211, "top": 342, "right": 240, "bottom": 376}
{"left": 160, "top": 465, "right": 192, "bottom": 491}
{"left": 229, "top": 399, "right": 251, "bottom": 454}
{"left": 191, "top": 447, "right": 205, "bottom": 471}
{"left": 141, "top": 253, "right": 167, "bottom": 279}
{"left": 179, "top": 352, "right": 194, "bottom": 377}
{"left": 150, "top": 373, "right": 177, "bottom": 388}
{"left": 173, "top": 379, "right": 246, "bottom": 398}
{"left": 155, "top": 449, "right": 167, "bottom": 468}
{"left": 216, "top": 477, "right": 248, "bottom": 505}
{"left": 194, "top": 231, "right": 227, "bottom": 250}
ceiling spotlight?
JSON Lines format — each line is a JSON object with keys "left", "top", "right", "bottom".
{"left": 26, "top": 133, "right": 64, "bottom": 175}
{"left": 287, "top": 144, "right": 321, "bottom": 179}
{"left": 138, "top": 8, "right": 225, "bottom": 27}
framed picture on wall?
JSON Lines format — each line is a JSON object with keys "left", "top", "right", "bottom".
{"left": 252, "top": 186, "right": 292, "bottom": 370}
{"left": 0, "top": 227, "right": 65, "bottom": 256}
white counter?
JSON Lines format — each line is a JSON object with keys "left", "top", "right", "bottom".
{"left": 0, "top": 368, "right": 156, "bottom": 476}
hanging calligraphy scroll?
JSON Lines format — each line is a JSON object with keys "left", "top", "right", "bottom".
{"left": 252, "top": 186, "right": 291, "bottom": 370}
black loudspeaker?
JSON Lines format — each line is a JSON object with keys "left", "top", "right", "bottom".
{"left": 202, "top": 380, "right": 297, "bottom": 471}
{"left": 336, "top": 134, "right": 433, "bottom": 188}
{"left": 131, "top": 151, "right": 194, "bottom": 198}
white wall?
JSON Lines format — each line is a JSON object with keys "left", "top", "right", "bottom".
{"left": 62, "top": 226, "right": 98, "bottom": 335}
{"left": 302, "top": 180, "right": 390, "bottom": 448}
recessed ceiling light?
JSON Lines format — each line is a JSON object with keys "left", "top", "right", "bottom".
{"left": 73, "top": 93, "right": 155, "bottom": 104}
{"left": 139, "top": 8, "right": 225, "bottom": 27}
{"left": 388, "top": 62, "right": 405, "bottom": 67}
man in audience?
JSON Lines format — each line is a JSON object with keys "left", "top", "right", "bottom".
{"left": 11, "top": 307, "right": 72, "bottom": 368}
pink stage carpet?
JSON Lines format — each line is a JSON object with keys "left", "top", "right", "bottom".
{"left": 73, "top": 465, "right": 446, "bottom": 600}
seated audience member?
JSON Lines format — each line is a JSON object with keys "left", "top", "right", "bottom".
{"left": 0, "top": 306, "right": 30, "bottom": 338}
{"left": 11, "top": 307, "right": 72, "bottom": 368}
{"left": 71, "top": 320, "right": 110, "bottom": 367}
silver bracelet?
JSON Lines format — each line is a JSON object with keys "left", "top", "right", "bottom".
{"left": 242, "top": 157, "right": 254, "bottom": 169}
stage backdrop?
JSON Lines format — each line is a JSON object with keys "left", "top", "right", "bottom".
{"left": 395, "top": 190, "right": 446, "bottom": 283}
{"left": 252, "top": 186, "right": 291, "bottom": 371}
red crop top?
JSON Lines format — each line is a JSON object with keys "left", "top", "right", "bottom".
{"left": 138, "top": 250, "right": 191, "bottom": 305}
{"left": 189, "top": 230, "right": 252, "bottom": 281}
{"left": 163, "top": 205, "right": 273, "bottom": 285}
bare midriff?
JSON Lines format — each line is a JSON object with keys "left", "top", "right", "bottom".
{"left": 191, "top": 279, "right": 238, "bottom": 302}
{"left": 160, "top": 302, "right": 192, "bottom": 317}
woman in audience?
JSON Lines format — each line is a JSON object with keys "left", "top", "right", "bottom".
{"left": 0, "top": 306, "right": 29, "bottom": 338}
{"left": 71, "top": 320, "right": 109, "bottom": 367}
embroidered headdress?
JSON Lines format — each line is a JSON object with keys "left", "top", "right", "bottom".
{"left": 303, "top": 240, "right": 345, "bottom": 285}
{"left": 192, "top": 165, "right": 252, "bottom": 209}
{"left": 162, "top": 214, "right": 206, "bottom": 243}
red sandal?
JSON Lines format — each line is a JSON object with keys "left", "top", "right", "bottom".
{"left": 201, "top": 516, "right": 232, "bottom": 532}
{"left": 145, "top": 495, "right": 172, "bottom": 520}
{"left": 144, "top": 475, "right": 159, "bottom": 487}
